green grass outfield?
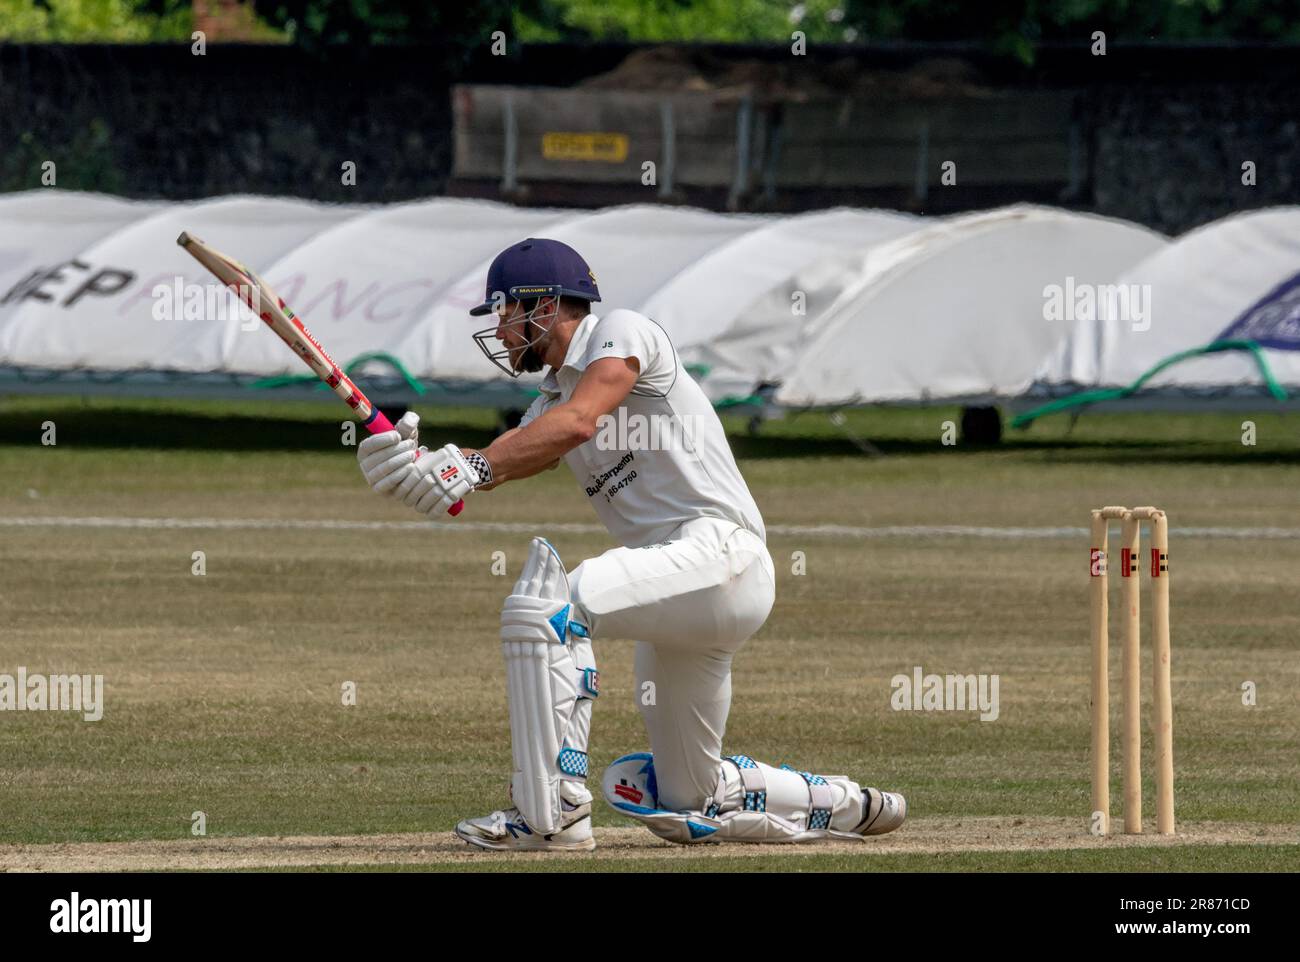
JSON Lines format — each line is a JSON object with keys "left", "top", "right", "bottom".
{"left": 1, "top": 396, "right": 1297, "bottom": 871}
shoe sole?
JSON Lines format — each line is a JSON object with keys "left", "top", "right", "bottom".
{"left": 454, "top": 828, "right": 596, "bottom": 852}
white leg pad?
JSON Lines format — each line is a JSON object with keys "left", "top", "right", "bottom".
{"left": 501, "top": 538, "right": 597, "bottom": 834}
{"left": 714, "top": 756, "right": 867, "bottom": 838}
{"left": 603, "top": 752, "right": 866, "bottom": 844}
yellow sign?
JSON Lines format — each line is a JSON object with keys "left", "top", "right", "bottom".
{"left": 541, "top": 132, "right": 629, "bottom": 163}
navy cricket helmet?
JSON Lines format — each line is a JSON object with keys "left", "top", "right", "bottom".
{"left": 468, "top": 238, "right": 601, "bottom": 316}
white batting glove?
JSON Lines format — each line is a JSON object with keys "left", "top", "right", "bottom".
{"left": 357, "top": 411, "right": 422, "bottom": 497}
{"left": 392, "top": 443, "right": 481, "bottom": 517}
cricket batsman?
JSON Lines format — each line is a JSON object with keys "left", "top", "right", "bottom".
{"left": 356, "top": 238, "right": 906, "bottom": 850}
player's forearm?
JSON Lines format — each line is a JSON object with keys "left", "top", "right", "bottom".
{"left": 474, "top": 457, "right": 559, "bottom": 490}
{"left": 469, "top": 450, "right": 558, "bottom": 490}
{"left": 480, "top": 405, "right": 592, "bottom": 484}
{"left": 461, "top": 430, "right": 556, "bottom": 492}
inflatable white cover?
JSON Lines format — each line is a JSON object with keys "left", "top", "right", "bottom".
{"left": 14, "top": 192, "right": 1297, "bottom": 409}
{"left": 1039, "top": 207, "right": 1300, "bottom": 392}
{"left": 775, "top": 205, "right": 1167, "bottom": 406}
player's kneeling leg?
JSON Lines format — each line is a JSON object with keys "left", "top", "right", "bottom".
{"left": 602, "top": 752, "right": 906, "bottom": 844}
{"left": 455, "top": 538, "right": 600, "bottom": 851}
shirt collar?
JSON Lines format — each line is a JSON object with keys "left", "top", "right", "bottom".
{"left": 539, "top": 313, "right": 597, "bottom": 395}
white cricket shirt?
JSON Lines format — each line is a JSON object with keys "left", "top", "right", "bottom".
{"left": 519, "top": 310, "right": 766, "bottom": 549}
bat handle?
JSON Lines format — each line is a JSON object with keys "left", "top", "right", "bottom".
{"left": 364, "top": 409, "right": 464, "bottom": 516}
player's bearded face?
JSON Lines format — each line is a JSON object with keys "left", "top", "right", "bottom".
{"left": 472, "top": 296, "right": 560, "bottom": 378}
{"left": 499, "top": 299, "right": 555, "bottom": 374}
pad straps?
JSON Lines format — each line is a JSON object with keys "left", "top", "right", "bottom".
{"left": 783, "top": 765, "right": 834, "bottom": 830}
{"left": 559, "top": 621, "right": 597, "bottom": 781}
{"left": 725, "top": 754, "right": 767, "bottom": 812}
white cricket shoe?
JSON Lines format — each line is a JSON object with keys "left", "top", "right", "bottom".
{"left": 454, "top": 798, "right": 595, "bottom": 852}
{"left": 850, "top": 787, "right": 908, "bottom": 836}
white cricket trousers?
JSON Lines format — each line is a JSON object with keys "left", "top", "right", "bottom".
{"left": 568, "top": 516, "right": 776, "bottom": 812}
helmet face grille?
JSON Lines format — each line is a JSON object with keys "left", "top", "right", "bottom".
{"left": 471, "top": 296, "right": 561, "bottom": 379}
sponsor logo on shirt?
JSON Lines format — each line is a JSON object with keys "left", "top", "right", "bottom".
{"left": 585, "top": 452, "right": 635, "bottom": 498}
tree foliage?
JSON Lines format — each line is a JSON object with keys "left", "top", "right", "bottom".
{"left": 244, "top": 0, "right": 515, "bottom": 50}
{"left": 4, "top": 0, "right": 1298, "bottom": 49}
{"left": 519, "top": 0, "right": 1300, "bottom": 49}
{"left": 0, "top": 0, "right": 192, "bottom": 41}
{"left": 516, "top": 0, "right": 850, "bottom": 43}
{"left": 842, "top": 0, "right": 1300, "bottom": 60}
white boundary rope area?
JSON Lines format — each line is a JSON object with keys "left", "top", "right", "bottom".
{"left": 3, "top": 516, "right": 1299, "bottom": 539}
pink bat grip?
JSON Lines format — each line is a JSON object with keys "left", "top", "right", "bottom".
{"left": 364, "top": 410, "right": 464, "bottom": 516}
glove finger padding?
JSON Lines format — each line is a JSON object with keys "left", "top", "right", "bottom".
{"left": 357, "top": 428, "right": 400, "bottom": 461}
{"left": 396, "top": 450, "right": 440, "bottom": 507}
{"left": 406, "top": 444, "right": 480, "bottom": 517}
{"left": 357, "top": 412, "right": 421, "bottom": 493}
{"left": 359, "top": 437, "right": 419, "bottom": 492}
{"left": 415, "top": 486, "right": 458, "bottom": 516}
